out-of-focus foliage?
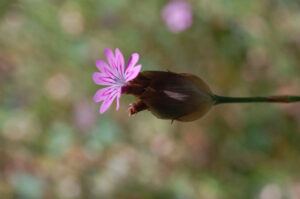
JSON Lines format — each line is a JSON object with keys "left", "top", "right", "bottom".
{"left": 0, "top": 0, "right": 300, "bottom": 198}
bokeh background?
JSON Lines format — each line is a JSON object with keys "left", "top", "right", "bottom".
{"left": 1, "top": 0, "right": 300, "bottom": 198}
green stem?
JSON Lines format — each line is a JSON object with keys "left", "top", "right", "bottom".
{"left": 213, "top": 95, "right": 300, "bottom": 105}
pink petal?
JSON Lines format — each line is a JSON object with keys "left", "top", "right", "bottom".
{"left": 95, "top": 60, "right": 110, "bottom": 73}
{"left": 104, "top": 48, "right": 117, "bottom": 71}
{"left": 93, "top": 87, "right": 115, "bottom": 102}
{"left": 115, "top": 48, "right": 125, "bottom": 75}
{"left": 93, "top": 72, "right": 115, "bottom": 86}
{"left": 125, "top": 53, "right": 139, "bottom": 74}
{"left": 115, "top": 89, "right": 121, "bottom": 110}
{"left": 125, "top": 64, "right": 142, "bottom": 81}
{"left": 95, "top": 60, "right": 119, "bottom": 81}
{"left": 99, "top": 89, "right": 118, "bottom": 114}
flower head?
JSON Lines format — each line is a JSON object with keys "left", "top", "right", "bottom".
{"left": 162, "top": 0, "right": 193, "bottom": 33}
{"left": 93, "top": 48, "right": 142, "bottom": 114}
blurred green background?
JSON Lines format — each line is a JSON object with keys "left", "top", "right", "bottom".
{"left": 1, "top": 0, "right": 300, "bottom": 198}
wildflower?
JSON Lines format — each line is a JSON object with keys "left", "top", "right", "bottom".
{"left": 94, "top": 49, "right": 300, "bottom": 122}
{"left": 162, "top": 0, "right": 193, "bottom": 33}
{"left": 93, "top": 48, "right": 141, "bottom": 114}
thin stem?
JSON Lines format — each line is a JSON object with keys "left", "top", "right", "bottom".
{"left": 213, "top": 95, "right": 300, "bottom": 105}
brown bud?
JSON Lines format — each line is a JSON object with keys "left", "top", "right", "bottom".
{"left": 122, "top": 71, "right": 214, "bottom": 122}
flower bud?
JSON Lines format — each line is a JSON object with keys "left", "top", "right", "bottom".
{"left": 122, "top": 71, "right": 214, "bottom": 122}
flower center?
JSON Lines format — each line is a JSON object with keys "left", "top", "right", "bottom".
{"left": 114, "top": 76, "right": 126, "bottom": 86}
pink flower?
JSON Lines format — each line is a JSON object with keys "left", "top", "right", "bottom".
{"left": 162, "top": 0, "right": 193, "bottom": 33}
{"left": 93, "top": 48, "right": 142, "bottom": 114}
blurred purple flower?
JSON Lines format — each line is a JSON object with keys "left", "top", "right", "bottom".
{"left": 162, "top": 0, "right": 193, "bottom": 33}
{"left": 93, "top": 48, "right": 142, "bottom": 114}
